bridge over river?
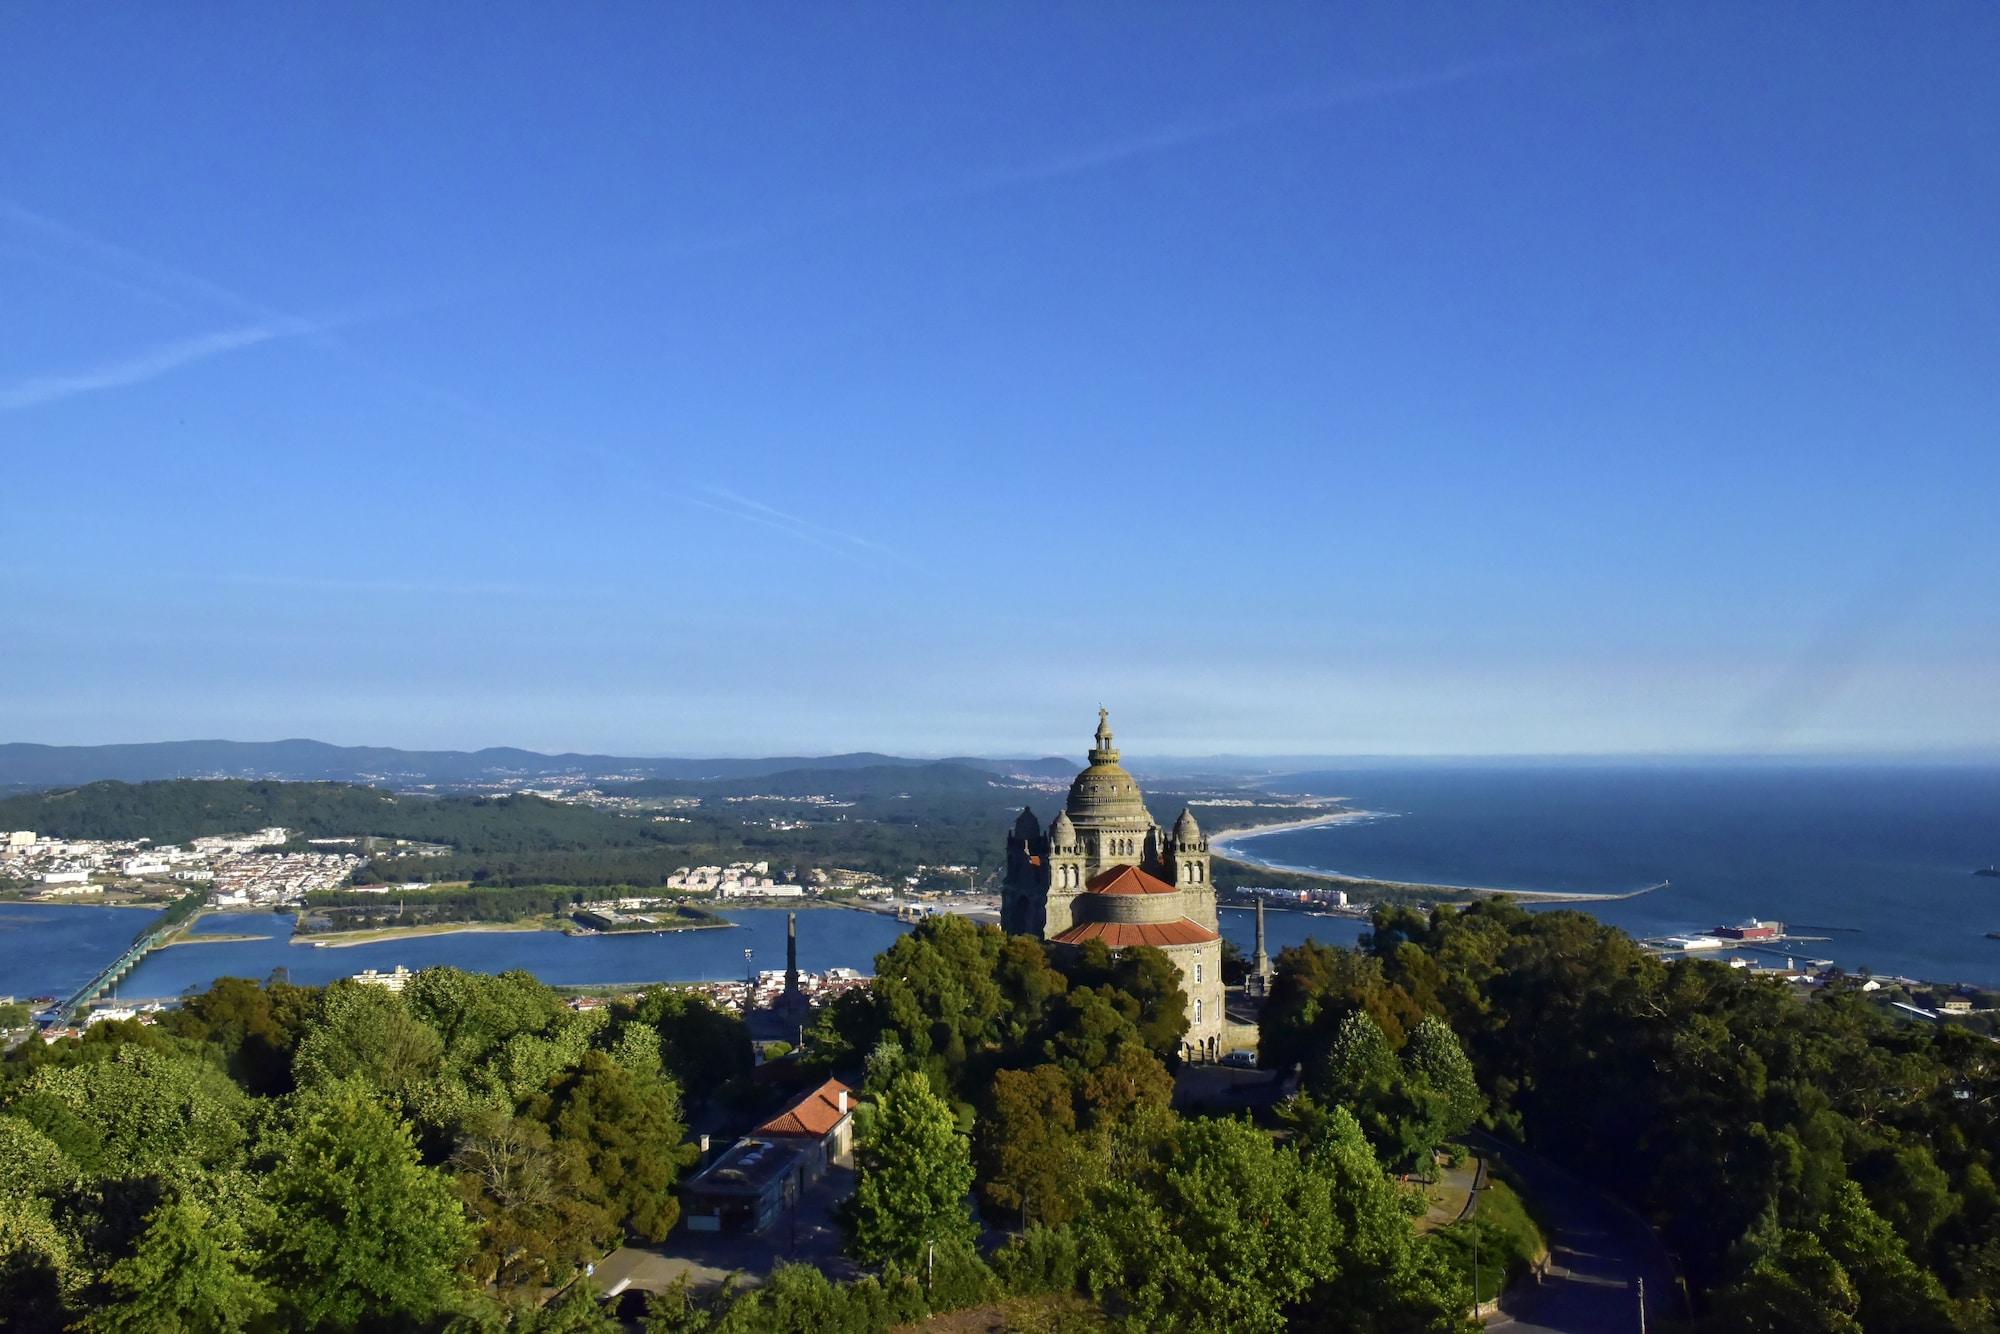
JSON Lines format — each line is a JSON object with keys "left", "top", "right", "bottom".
{"left": 48, "top": 892, "right": 203, "bottom": 1025}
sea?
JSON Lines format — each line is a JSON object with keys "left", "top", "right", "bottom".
{"left": 2, "top": 764, "right": 1994, "bottom": 1002}
{"left": 1223, "top": 764, "right": 2000, "bottom": 987}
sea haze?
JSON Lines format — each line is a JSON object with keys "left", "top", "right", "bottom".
{"left": 1232, "top": 764, "right": 2000, "bottom": 986}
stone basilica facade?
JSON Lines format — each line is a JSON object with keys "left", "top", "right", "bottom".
{"left": 1003, "top": 711, "right": 1226, "bottom": 1056}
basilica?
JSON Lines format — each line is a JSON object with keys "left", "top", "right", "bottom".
{"left": 1003, "top": 710, "right": 1226, "bottom": 1057}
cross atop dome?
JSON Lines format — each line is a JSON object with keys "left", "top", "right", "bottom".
{"left": 1090, "top": 707, "right": 1118, "bottom": 763}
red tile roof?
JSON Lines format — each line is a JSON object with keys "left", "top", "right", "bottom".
{"left": 1050, "top": 917, "right": 1220, "bottom": 948}
{"left": 1085, "top": 864, "right": 1177, "bottom": 896}
{"left": 754, "top": 1077, "right": 855, "bottom": 1138}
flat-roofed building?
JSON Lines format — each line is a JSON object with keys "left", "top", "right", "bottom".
{"left": 681, "top": 1137, "right": 807, "bottom": 1234}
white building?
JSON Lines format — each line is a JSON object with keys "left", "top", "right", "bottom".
{"left": 720, "top": 882, "right": 804, "bottom": 899}
{"left": 352, "top": 965, "right": 414, "bottom": 993}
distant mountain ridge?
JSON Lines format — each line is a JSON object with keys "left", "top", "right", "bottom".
{"left": 0, "top": 739, "right": 1078, "bottom": 792}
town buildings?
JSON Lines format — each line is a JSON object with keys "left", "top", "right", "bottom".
{"left": 1, "top": 825, "right": 358, "bottom": 906}
{"left": 665, "top": 861, "right": 804, "bottom": 898}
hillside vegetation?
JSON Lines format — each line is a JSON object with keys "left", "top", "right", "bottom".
{"left": 0, "top": 774, "right": 1337, "bottom": 898}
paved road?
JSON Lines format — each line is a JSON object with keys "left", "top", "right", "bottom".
{"left": 590, "top": 1167, "right": 859, "bottom": 1302}
{"left": 1470, "top": 1134, "right": 1682, "bottom": 1334}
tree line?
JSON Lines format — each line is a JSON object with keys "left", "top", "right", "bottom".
{"left": 0, "top": 968, "right": 752, "bottom": 1331}
{"left": 1261, "top": 897, "right": 2000, "bottom": 1330}
{"left": 715, "top": 915, "right": 1492, "bottom": 1333}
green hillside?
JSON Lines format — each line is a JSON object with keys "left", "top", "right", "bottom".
{"left": 0, "top": 781, "right": 667, "bottom": 852}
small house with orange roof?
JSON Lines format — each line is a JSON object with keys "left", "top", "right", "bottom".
{"left": 680, "top": 1077, "right": 858, "bottom": 1235}
{"left": 752, "top": 1076, "right": 856, "bottom": 1179}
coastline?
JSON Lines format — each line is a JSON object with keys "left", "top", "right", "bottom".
{"left": 1210, "top": 811, "right": 1666, "bottom": 905}
{"left": 1206, "top": 808, "right": 1379, "bottom": 855}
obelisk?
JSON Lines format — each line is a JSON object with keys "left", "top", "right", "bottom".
{"left": 783, "top": 910, "right": 801, "bottom": 1001}
{"left": 1249, "top": 896, "right": 1274, "bottom": 997}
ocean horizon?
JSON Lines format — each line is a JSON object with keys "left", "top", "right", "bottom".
{"left": 1220, "top": 763, "right": 2000, "bottom": 987}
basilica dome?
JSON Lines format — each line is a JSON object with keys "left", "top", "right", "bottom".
{"left": 1064, "top": 710, "right": 1153, "bottom": 827}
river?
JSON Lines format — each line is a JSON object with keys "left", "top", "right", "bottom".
{"left": 0, "top": 901, "right": 1366, "bottom": 1003}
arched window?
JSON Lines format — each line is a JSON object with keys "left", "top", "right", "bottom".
{"left": 1194, "top": 999, "right": 1203, "bottom": 1025}
{"left": 1194, "top": 962, "right": 1203, "bottom": 984}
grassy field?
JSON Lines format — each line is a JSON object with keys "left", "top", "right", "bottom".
{"left": 1429, "top": 1172, "right": 1548, "bottom": 1303}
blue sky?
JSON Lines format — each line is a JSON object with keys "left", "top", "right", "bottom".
{"left": 2, "top": 6, "right": 1995, "bottom": 758}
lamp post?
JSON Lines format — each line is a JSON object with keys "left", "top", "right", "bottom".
{"left": 1466, "top": 1178, "right": 1491, "bottom": 1321}
{"left": 1472, "top": 1222, "right": 1481, "bottom": 1322}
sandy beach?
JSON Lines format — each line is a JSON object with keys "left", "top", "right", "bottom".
{"left": 1206, "top": 807, "right": 1377, "bottom": 855}
{"left": 1210, "top": 809, "right": 1667, "bottom": 904}
{"left": 300, "top": 920, "right": 557, "bottom": 948}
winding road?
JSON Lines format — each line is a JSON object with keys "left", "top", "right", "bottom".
{"left": 1469, "top": 1133, "right": 1683, "bottom": 1334}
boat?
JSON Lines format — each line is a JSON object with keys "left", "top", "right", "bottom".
{"left": 1976, "top": 866, "right": 2000, "bottom": 878}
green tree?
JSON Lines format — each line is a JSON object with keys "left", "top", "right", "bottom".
{"left": 156, "top": 974, "right": 316, "bottom": 1095}
{"left": 509, "top": 1283, "right": 623, "bottom": 1333}
{"left": 1403, "top": 1016, "right": 1483, "bottom": 1137}
{"left": 980, "top": 1064, "right": 1092, "bottom": 1227}
{"left": 1077, "top": 1043, "right": 1176, "bottom": 1172}
{"left": 539, "top": 1052, "right": 697, "bottom": 1241}
{"left": 1062, "top": 941, "right": 1188, "bottom": 1056}
{"left": 1292, "top": 1104, "right": 1467, "bottom": 1331}
{"left": 1819, "top": 1180, "right": 1955, "bottom": 1334}
{"left": 258, "top": 1082, "right": 472, "bottom": 1329}
{"left": 1042, "top": 987, "right": 1145, "bottom": 1073}
{"left": 0, "top": 1196, "right": 75, "bottom": 1333}
{"left": 1390, "top": 1015, "right": 1485, "bottom": 1174}
{"left": 77, "top": 1200, "right": 270, "bottom": 1334}
{"left": 1260, "top": 941, "right": 1422, "bottom": 1073}
{"left": 291, "top": 980, "right": 446, "bottom": 1109}
{"left": 453, "top": 1109, "right": 612, "bottom": 1288}
{"left": 12, "top": 1045, "right": 248, "bottom": 1183}
{"left": 1074, "top": 1115, "right": 1336, "bottom": 1333}
{"left": 841, "top": 1070, "right": 977, "bottom": 1268}
{"left": 1702, "top": 1226, "right": 1863, "bottom": 1333}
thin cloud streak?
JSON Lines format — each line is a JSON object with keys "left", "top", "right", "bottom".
{"left": 0, "top": 320, "right": 318, "bottom": 412}
{"left": 623, "top": 54, "right": 1542, "bottom": 271}
{"left": 0, "top": 197, "right": 438, "bottom": 406}
{"left": 0, "top": 197, "right": 257, "bottom": 319}
{"left": 947, "top": 59, "right": 1525, "bottom": 199}
{"left": 698, "top": 484, "right": 896, "bottom": 557}
{"left": 682, "top": 494, "right": 851, "bottom": 556}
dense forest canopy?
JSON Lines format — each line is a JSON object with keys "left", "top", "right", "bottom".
{"left": 8, "top": 897, "right": 1987, "bottom": 1329}
{"left": 0, "top": 966, "right": 753, "bottom": 1331}
{"left": 1260, "top": 898, "right": 2000, "bottom": 1331}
